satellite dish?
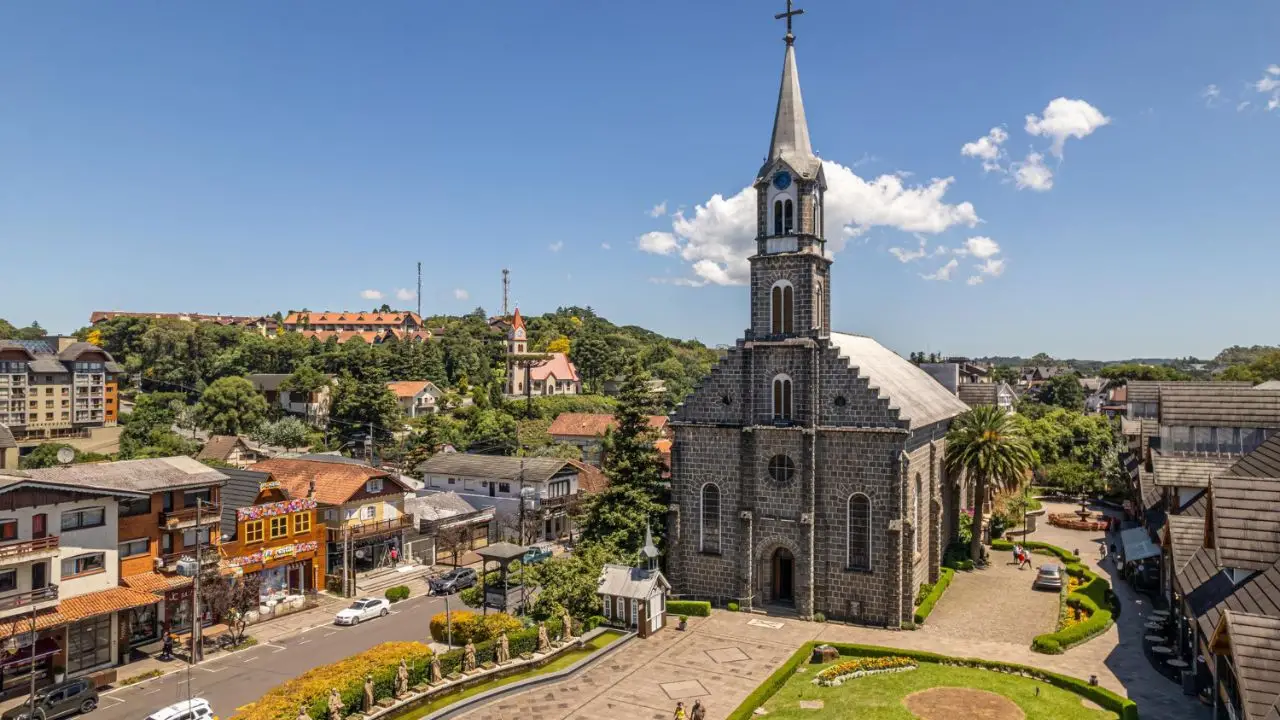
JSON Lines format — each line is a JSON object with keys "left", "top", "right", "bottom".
{"left": 56, "top": 447, "right": 75, "bottom": 465}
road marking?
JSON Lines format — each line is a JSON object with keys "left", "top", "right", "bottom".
{"left": 241, "top": 655, "right": 259, "bottom": 663}
{"left": 265, "top": 643, "right": 288, "bottom": 653}
{"left": 324, "top": 630, "right": 339, "bottom": 637}
{"left": 100, "top": 696, "right": 126, "bottom": 708}
{"left": 197, "top": 665, "right": 226, "bottom": 673}
{"left": 297, "top": 638, "right": 312, "bottom": 645}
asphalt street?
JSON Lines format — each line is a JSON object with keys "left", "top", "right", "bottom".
{"left": 88, "top": 592, "right": 461, "bottom": 720}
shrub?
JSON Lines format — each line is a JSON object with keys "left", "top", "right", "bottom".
{"left": 912, "top": 567, "right": 954, "bottom": 625}
{"left": 585, "top": 615, "right": 607, "bottom": 630}
{"left": 725, "top": 639, "right": 813, "bottom": 720}
{"left": 812, "top": 612, "right": 826, "bottom": 623}
{"left": 1032, "top": 564, "right": 1114, "bottom": 654}
{"left": 667, "top": 600, "right": 711, "bottom": 617}
{"left": 233, "top": 641, "right": 434, "bottom": 720}
{"left": 429, "top": 610, "right": 522, "bottom": 644}
{"left": 385, "top": 585, "right": 411, "bottom": 603}
{"left": 991, "top": 538, "right": 1080, "bottom": 564}
{"left": 727, "top": 602, "right": 740, "bottom": 612}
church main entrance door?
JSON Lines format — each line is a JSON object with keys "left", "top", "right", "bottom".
{"left": 772, "top": 548, "right": 795, "bottom": 604}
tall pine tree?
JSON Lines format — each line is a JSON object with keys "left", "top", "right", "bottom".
{"left": 579, "top": 359, "right": 665, "bottom": 550}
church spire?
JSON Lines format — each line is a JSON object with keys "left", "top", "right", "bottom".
{"left": 762, "top": 1, "right": 820, "bottom": 181}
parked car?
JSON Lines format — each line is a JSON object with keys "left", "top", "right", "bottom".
{"left": 145, "top": 699, "right": 214, "bottom": 720}
{"left": 334, "top": 597, "right": 391, "bottom": 625}
{"left": 429, "top": 567, "right": 478, "bottom": 595}
{"left": 522, "top": 546, "right": 553, "bottom": 565}
{"left": 1, "top": 678, "right": 98, "bottom": 720}
{"left": 1033, "top": 564, "right": 1064, "bottom": 591}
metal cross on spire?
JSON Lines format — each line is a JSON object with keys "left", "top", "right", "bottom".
{"left": 774, "top": 0, "right": 805, "bottom": 44}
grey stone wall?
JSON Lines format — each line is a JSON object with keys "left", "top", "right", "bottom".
{"left": 747, "top": 253, "right": 831, "bottom": 340}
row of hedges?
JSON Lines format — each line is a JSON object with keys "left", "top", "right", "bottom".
{"left": 943, "top": 543, "right": 975, "bottom": 571}
{"left": 727, "top": 641, "right": 1138, "bottom": 720}
{"left": 912, "top": 567, "right": 955, "bottom": 625}
{"left": 385, "top": 585, "right": 411, "bottom": 602}
{"left": 428, "top": 611, "right": 524, "bottom": 645}
{"left": 236, "top": 617, "right": 581, "bottom": 720}
{"left": 991, "top": 538, "right": 1081, "bottom": 564}
{"left": 1032, "top": 560, "right": 1117, "bottom": 654}
{"left": 667, "top": 600, "right": 711, "bottom": 617}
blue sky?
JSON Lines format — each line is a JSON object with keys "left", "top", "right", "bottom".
{"left": 2, "top": 2, "right": 1277, "bottom": 360}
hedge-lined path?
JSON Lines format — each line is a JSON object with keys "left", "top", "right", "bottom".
{"left": 920, "top": 551, "right": 1058, "bottom": 645}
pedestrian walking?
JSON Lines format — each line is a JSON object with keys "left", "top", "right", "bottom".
{"left": 389, "top": 546, "right": 399, "bottom": 567}
{"left": 674, "top": 701, "right": 687, "bottom": 720}
{"left": 691, "top": 700, "right": 706, "bottom": 720}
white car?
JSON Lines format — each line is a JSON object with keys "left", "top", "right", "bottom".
{"left": 334, "top": 597, "right": 391, "bottom": 626}
{"left": 146, "top": 699, "right": 214, "bottom": 720}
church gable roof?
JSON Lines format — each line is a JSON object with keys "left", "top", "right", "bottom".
{"left": 828, "top": 333, "right": 970, "bottom": 430}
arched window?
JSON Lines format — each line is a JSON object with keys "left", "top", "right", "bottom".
{"left": 768, "top": 455, "right": 796, "bottom": 483}
{"left": 783, "top": 199, "right": 794, "bottom": 234}
{"left": 814, "top": 281, "right": 823, "bottom": 332}
{"left": 773, "top": 200, "right": 783, "bottom": 236}
{"left": 772, "top": 375, "right": 793, "bottom": 421}
{"left": 914, "top": 474, "right": 923, "bottom": 555}
{"left": 700, "top": 483, "right": 721, "bottom": 554}
{"left": 770, "top": 281, "right": 793, "bottom": 335}
{"left": 847, "top": 494, "right": 871, "bottom": 570}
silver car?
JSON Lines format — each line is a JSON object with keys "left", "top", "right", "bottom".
{"left": 1033, "top": 564, "right": 1064, "bottom": 591}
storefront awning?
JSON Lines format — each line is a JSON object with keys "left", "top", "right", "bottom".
{"left": 1121, "top": 527, "right": 1161, "bottom": 563}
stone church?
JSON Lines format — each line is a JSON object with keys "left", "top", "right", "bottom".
{"left": 667, "top": 12, "right": 969, "bottom": 627}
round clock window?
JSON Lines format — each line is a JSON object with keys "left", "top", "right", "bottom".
{"left": 773, "top": 171, "right": 792, "bottom": 191}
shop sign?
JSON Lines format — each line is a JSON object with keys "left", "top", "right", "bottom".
{"left": 238, "top": 498, "right": 318, "bottom": 522}
{"left": 264, "top": 541, "right": 318, "bottom": 562}
{"left": 259, "top": 479, "right": 281, "bottom": 491}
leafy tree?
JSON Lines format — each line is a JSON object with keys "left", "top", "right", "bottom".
{"left": 990, "top": 366, "right": 1020, "bottom": 385}
{"left": 1042, "top": 461, "right": 1105, "bottom": 496}
{"left": 329, "top": 372, "right": 403, "bottom": 445}
{"left": 1037, "top": 373, "right": 1084, "bottom": 411}
{"left": 251, "top": 416, "right": 311, "bottom": 450}
{"left": 120, "top": 392, "right": 195, "bottom": 458}
{"left": 1014, "top": 408, "right": 1115, "bottom": 469}
{"left": 280, "top": 364, "right": 330, "bottom": 396}
{"left": 1219, "top": 350, "right": 1280, "bottom": 384}
{"left": 529, "top": 542, "right": 629, "bottom": 621}
{"left": 945, "top": 406, "right": 1036, "bottom": 562}
{"left": 0, "top": 319, "right": 16, "bottom": 339}
{"left": 201, "top": 572, "right": 262, "bottom": 646}
{"left": 1098, "top": 363, "right": 1191, "bottom": 382}
{"left": 0, "top": 321, "right": 47, "bottom": 341}
{"left": 195, "top": 377, "right": 269, "bottom": 436}
{"left": 19, "top": 443, "right": 110, "bottom": 469}
{"left": 545, "top": 336, "right": 571, "bottom": 354}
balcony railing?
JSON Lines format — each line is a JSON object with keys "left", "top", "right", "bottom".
{"left": 0, "top": 536, "right": 59, "bottom": 563}
{"left": 0, "top": 585, "right": 59, "bottom": 612}
{"left": 161, "top": 547, "right": 221, "bottom": 574}
{"left": 326, "top": 515, "right": 414, "bottom": 542}
{"left": 160, "top": 503, "right": 222, "bottom": 529}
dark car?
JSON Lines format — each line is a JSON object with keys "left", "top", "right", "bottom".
{"left": 1, "top": 678, "right": 98, "bottom": 720}
{"left": 429, "top": 567, "right": 477, "bottom": 594}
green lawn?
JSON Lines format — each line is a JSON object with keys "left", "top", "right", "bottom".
{"left": 762, "top": 659, "right": 1118, "bottom": 719}
{"left": 387, "top": 630, "right": 626, "bottom": 720}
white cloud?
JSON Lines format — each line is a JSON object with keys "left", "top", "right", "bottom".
{"left": 1202, "top": 84, "right": 1222, "bottom": 107}
{"left": 360, "top": 289, "right": 383, "bottom": 300}
{"left": 1013, "top": 152, "right": 1054, "bottom": 192}
{"left": 1238, "top": 101, "right": 1252, "bottom": 112}
{"left": 647, "top": 201, "right": 667, "bottom": 218}
{"left": 1024, "top": 98, "right": 1110, "bottom": 157}
{"left": 921, "top": 258, "right": 958, "bottom": 282}
{"left": 889, "top": 238, "right": 928, "bottom": 263}
{"left": 960, "top": 126, "right": 1009, "bottom": 172}
{"left": 453, "top": 288, "right": 469, "bottom": 301}
{"left": 600, "top": 242, "right": 611, "bottom": 250}
{"left": 1257, "top": 66, "right": 1280, "bottom": 110}
{"left": 965, "top": 257, "right": 1006, "bottom": 286}
{"left": 635, "top": 160, "right": 980, "bottom": 286}
{"left": 548, "top": 241, "right": 564, "bottom": 252}
{"left": 395, "top": 288, "right": 415, "bottom": 301}
{"left": 959, "top": 236, "right": 1001, "bottom": 259}
{"left": 637, "top": 231, "right": 680, "bottom": 255}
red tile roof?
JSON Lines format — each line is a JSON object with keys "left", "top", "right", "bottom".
{"left": 249, "top": 458, "right": 399, "bottom": 506}
{"left": 283, "top": 311, "right": 423, "bottom": 326}
{"left": 122, "top": 571, "right": 193, "bottom": 594}
{"left": 526, "top": 353, "right": 581, "bottom": 383}
{"left": 386, "top": 381, "right": 434, "bottom": 399}
{"left": 547, "top": 413, "right": 668, "bottom": 438}
{"left": 60, "top": 586, "right": 161, "bottom": 622}
{"left": 566, "top": 460, "right": 608, "bottom": 494}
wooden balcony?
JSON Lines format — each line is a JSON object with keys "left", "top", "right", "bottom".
{"left": 161, "top": 503, "right": 222, "bottom": 530}
{"left": 0, "top": 585, "right": 59, "bottom": 613}
{"left": 160, "top": 547, "right": 221, "bottom": 574}
{"left": 0, "top": 536, "right": 59, "bottom": 566}
{"left": 326, "top": 515, "right": 413, "bottom": 542}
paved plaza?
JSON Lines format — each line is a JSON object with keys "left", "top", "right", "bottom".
{"left": 455, "top": 502, "right": 1209, "bottom": 720}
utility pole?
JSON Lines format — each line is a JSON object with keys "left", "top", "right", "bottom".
{"left": 502, "top": 269, "right": 510, "bottom": 317}
{"left": 191, "top": 499, "right": 204, "bottom": 664}
{"left": 342, "top": 524, "right": 352, "bottom": 598}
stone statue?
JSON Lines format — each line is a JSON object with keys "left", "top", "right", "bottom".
{"left": 463, "top": 641, "right": 476, "bottom": 672}
{"left": 429, "top": 654, "right": 442, "bottom": 684}
{"left": 297, "top": 704, "right": 312, "bottom": 720}
{"left": 536, "top": 622, "right": 550, "bottom": 653}
{"left": 496, "top": 632, "right": 510, "bottom": 664}
{"left": 561, "top": 609, "right": 574, "bottom": 641}
{"left": 327, "top": 688, "right": 343, "bottom": 720}
{"left": 363, "top": 674, "right": 374, "bottom": 712}
{"left": 396, "top": 658, "right": 409, "bottom": 697}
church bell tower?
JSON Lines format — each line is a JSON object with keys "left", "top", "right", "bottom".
{"left": 748, "top": 1, "right": 831, "bottom": 342}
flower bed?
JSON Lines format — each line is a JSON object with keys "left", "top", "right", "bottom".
{"left": 813, "top": 656, "right": 917, "bottom": 686}
{"left": 1032, "top": 562, "right": 1114, "bottom": 654}
{"left": 1048, "top": 513, "right": 1110, "bottom": 531}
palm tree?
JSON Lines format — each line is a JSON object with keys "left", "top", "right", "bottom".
{"left": 945, "top": 405, "right": 1036, "bottom": 562}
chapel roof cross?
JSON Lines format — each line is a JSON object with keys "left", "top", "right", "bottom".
{"left": 774, "top": 0, "right": 805, "bottom": 44}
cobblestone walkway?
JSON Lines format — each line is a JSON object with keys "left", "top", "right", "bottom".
{"left": 922, "top": 551, "right": 1059, "bottom": 645}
